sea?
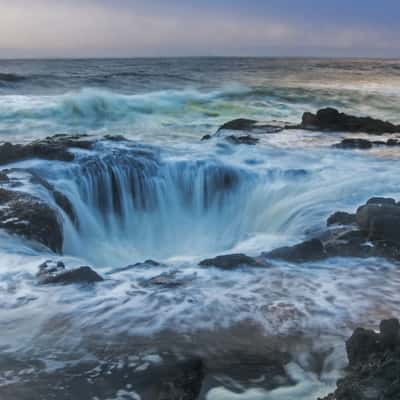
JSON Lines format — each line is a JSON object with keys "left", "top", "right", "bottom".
{"left": 0, "top": 58, "right": 399, "bottom": 399}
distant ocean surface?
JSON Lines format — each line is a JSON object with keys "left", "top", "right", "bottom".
{"left": 1, "top": 58, "right": 400, "bottom": 142}
{"left": 0, "top": 58, "right": 400, "bottom": 400}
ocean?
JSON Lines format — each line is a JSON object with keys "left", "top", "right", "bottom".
{"left": 0, "top": 58, "right": 399, "bottom": 399}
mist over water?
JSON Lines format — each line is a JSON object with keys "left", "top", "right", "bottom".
{"left": 0, "top": 58, "right": 400, "bottom": 399}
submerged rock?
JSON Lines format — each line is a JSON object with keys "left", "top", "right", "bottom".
{"left": 225, "top": 134, "right": 259, "bottom": 145}
{"left": 263, "top": 239, "right": 326, "bottom": 263}
{"left": 334, "top": 138, "right": 373, "bottom": 149}
{"left": 320, "top": 319, "right": 400, "bottom": 400}
{"left": 218, "top": 118, "right": 258, "bottom": 131}
{"left": 301, "top": 107, "right": 400, "bottom": 134}
{"left": 199, "top": 254, "right": 262, "bottom": 269}
{"left": 0, "top": 188, "right": 63, "bottom": 252}
{"left": 40, "top": 265, "right": 103, "bottom": 285}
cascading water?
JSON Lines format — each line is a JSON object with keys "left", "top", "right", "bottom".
{"left": 40, "top": 145, "right": 310, "bottom": 266}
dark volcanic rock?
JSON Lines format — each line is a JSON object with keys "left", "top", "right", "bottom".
{"left": 0, "top": 188, "right": 63, "bottom": 252}
{"left": 327, "top": 211, "right": 356, "bottom": 226}
{"left": 367, "top": 197, "right": 397, "bottom": 206}
{"left": 0, "top": 134, "right": 94, "bottom": 166}
{"left": 40, "top": 266, "right": 103, "bottom": 285}
{"left": 199, "top": 254, "right": 262, "bottom": 269}
{"left": 201, "top": 134, "right": 212, "bottom": 141}
{"left": 225, "top": 134, "right": 259, "bottom": 145}
{"left": 158, "top": 358, "right": 204, "bottom": 400}
{"left": 263, "top": 239, "right": 326, "bottom": 263}
{"left": 320, "top": 319, "right": 400, "bottom": 400}
{"left": 218, "top": 118, "right": 258, "bottom": 131}
{"left": 37, "top": 260, "right": 66, "bottom": 279}
{"left": 356, "top": 203, "right": 400, "bottom": 243}
{"left": 301, "top": 108, "right": 400, "bottom": 134}
{"left": 334, "top": 138, "right": 373, "bottom": 149}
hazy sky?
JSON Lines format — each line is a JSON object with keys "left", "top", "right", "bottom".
{"left": 0, "top": 0, "right": 399, "bottom": 58}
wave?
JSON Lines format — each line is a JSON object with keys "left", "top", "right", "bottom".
{"left": 0, "top": 72, "right": 27, "bottom": 83}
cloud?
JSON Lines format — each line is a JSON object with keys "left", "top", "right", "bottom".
{"left": 0, "top": 0, "right": 398, "bottom": 57}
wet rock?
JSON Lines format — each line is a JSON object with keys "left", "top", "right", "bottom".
{"left": 199, "top": 254, "right": 262, "bottom": 269}
{"left": 334, "top": 138, "right": 373, "bottom": 149}
{"left": 387, "top": 138, "right": 400, "bottom": 146}
{"left": 0, "top": 134, "right": 94, "bottom": 166}
{"left": 300, "top": 108, "right": 400, "bottom": 134}
{"left": 225, "top": 134, "right": 259, "bottom": 145}
{"left": 40, "top": 266, "right": 103, "bottom": 285}
{"left": 367, "top": 197, "right": 397, "bottom": 206}
{"left": 140, "top": 272, "right": 193, "bottom": 289}
{"left": 356, "top": 203, "right": 400, "bottom": 243}
{"left": 346, "top": 328, "right": 381, "bottom": 365}
{"left": 380, "top": 319, "right": 400, "bottom": 350}
{"left": 218, "top": 118, "right": 258, "bottom": 132}
{"left": 327, "top": 211, "right": 356, "bottom": 226}
{"left": 263, "top": 239, "right": 326, "bottom": 263}
{"left": 320, "top": 319, "right": 400, "bottom": 400}
{"left": 158, "top": 358, "right": 204, "bottom": 400}
{"left": 201, "top": 134, "right": 212, "bottom": 141}
{"left": 0, "top": 188, "right": 63, "bottom": 252}
{"left": 28, "top": 171, "right": 78, "bottom": 225}
{"left": 37, "top": 260, "right": 66, "bottom": 279}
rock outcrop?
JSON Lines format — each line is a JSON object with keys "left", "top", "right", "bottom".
{"left": 0, "top": 134, "right": 94, "bottom": 166}
{"left": 319, "top": 319, "right": 400, "bottom": 400}
{"left": 38, "top": 260, "right": 103, "bottom": 285}
{"left": 263, "top": 239, "right": 326, "bottom": 263}
{"left": 0, "top": 188, "right": 63, "bottom": 252}
{"left": 199, "top": 254, "right": 263, "bottom": 269}
{"left": 301, "top": 108, "right": 400, "bottom": 134}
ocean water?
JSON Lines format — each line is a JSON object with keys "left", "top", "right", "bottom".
{"left": 0, "top": 58, "right": 400, "bottom": 399}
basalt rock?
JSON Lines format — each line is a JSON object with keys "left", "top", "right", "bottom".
{"left": 0, "top": 188, "right": 63, "bottom": 252}
{"left": 319, "top": 319, "right": 400, "bottom": 400}
{"left": 40, "top": 265, "right": 103, "bottom": 285}
{"left": 218, "top": 118, "right": 258, "bottom": 131}
{"left": 327, "top": 211, "right": 356, "bottom": 226}
{"left": 263, "top": 239, "right": 326, "bottom": 263}
{"left": 334, "top": 138, "right": 373, "bottom": 149}
{"left": 356, "top": 202, "right": 400, "bottom": 243}
{"left": 225, "top": 134, "right": 259, "bottom": 145}
{"left": 0, "top": 134, "right": 94, "bottom": 166}
{"left": 301, "top": 108, "right": 400, "bottom": 134}
{"left": 199, "top": 253, "right": 262, "bottom": 269}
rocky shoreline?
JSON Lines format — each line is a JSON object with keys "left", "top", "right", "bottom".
{"left": 0, "top": 108, "right": 398, "bottom": 399}
{"left": 319, "top": 319, "right": 400, "bottom": 400}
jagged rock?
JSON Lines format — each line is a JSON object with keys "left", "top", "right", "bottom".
{"left": 28, "top": 171, "right": 77, "bottom": 225}
{"left": 225, "top": 135, "right": 259, "bottom": 145}
{"left": 0, "top": 134, "right": 94, "bottom": 166}
{"left": 199, "top": 254, "right": 262, "bottom": 269}
{"left": 356, "top": 203, "right": 400, "bottom": 243}
{"left": 201, "top": 134, "right": 212, "bottom": 141}
{"left": 346, "top": 328, "right": 381, "bottom": 365}
{"left": 37, "top": 260, "right": 66, "bottom": 279}
{"left": 0, "top": 188, "right": 63, "bottom": 252}
{"left": 320, "top": 319, "right": 400, "bottom": 400}
{"left": 334, "top": 138, "right": 373, "bottom": 149}
{"left": 367, "top": 197, "right": 397, "bottom": 206}
{"left": 300, "top": 108, "right": 400, "bottom": 134}
{"left": 40, "top": 266, "right": 103, "bottom": 285}
{"left": 263, "top": 239, "right": 326, "bottom": 263}
{"left": 327, "top": 211, "right": 356, "bottom": 226}
{"left": 158, "top": 358, "right": 204, "bottom": 400}
{"left": 218, "top": 118, "right": 258, "bottom": 131}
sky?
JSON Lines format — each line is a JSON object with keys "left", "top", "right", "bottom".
{"left": 0, "top": 0, "right": 399, "bottom": 58}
